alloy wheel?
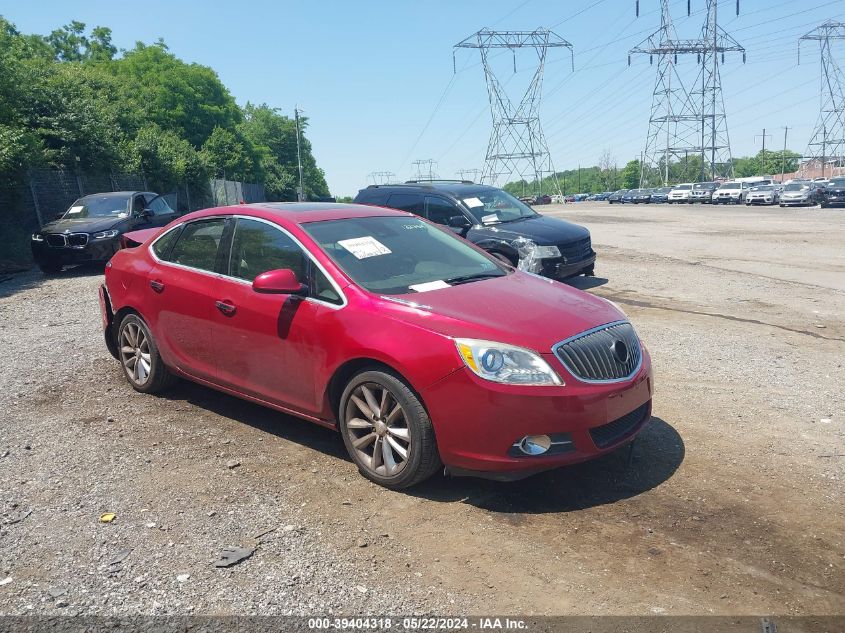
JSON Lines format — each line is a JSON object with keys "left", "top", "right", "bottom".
{"left": 344, "top": 383, "right": 411, "bottom": 477}
{"left": 119, "top": 322, "right": 152, "bottom": 386}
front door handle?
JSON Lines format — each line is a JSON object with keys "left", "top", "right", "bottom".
{"left": 215, "top": 300, "right": 236, "bottom": 316}
{"left": 149, "top": 279, "right": 164, "bottom": 293}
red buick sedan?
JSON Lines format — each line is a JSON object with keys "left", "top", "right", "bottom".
{"left": 100, "top": 203, "right": 653, "bottom": 489}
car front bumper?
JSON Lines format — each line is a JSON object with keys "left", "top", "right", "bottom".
{"left": 422, "top": 351, "right": 654, "bottom": 479}
{"left": 780, "top": 197, "right": 812, "bottom": 206}
{"left": 31, "top": 236, "right": 120, "bottom": 266}
{"left": 540, "top": 251, "right": 596, "bottom": 279}
{"left": 713, "top": 195, "right": 741, "bottom": 203}
{"left": 747, "top": 196, "right": 774, "bottom": 204}
{"left": 823, "top": 196, "right": 845, "bottom": 206}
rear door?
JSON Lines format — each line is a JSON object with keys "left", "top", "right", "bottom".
{"left": 146, "top": 217, "right": 229, "bottom": 381}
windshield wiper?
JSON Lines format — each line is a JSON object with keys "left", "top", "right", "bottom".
{"left": 445, "top": 272, "right": 505, "bottom": 285}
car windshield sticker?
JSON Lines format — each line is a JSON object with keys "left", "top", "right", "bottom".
{"left": 116, "top": 212, "right": 128, "bottom": 218}
{"left": 463, "top": 197, "right": 484, "bottom": 208}
{"left": 481, "top": 213, "right": 498, "bottom": 224}
{"left": 338, "top": 236, "right": 392, "bottom": 259}
{"left": 67, "top": 205, "right": 84, "bottom": 214}
{"left": 408, "top": 280, "right": 451, "bottom": 293}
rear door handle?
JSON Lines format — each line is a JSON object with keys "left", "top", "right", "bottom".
{"left": 215, "top": 300, "right": 236, "bottom": 316}
{"left": 149, "top": 279, "right": 164, "bottom": 293}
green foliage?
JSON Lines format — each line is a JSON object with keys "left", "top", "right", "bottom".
{"left": 0, "top": 15, "right": 330, "bottom": 201}
{"left": 733, "top": 149, "right": 801, "bottom": 177}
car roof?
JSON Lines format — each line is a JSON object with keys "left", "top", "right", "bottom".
{"left": 79, "top": 191, "right": 153, "bottom": 199}
{"left": 362, "top": 181, "right": 501, "bottom": 196}
{"left": 178, "top": 202, "right": 410, "bottom": 226}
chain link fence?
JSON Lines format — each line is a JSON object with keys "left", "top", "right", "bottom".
{"left": 0, "top": 170, "right": 266, "bottom": 272}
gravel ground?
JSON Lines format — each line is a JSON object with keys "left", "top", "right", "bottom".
{"left": 0, "top": 202, "right": 842, "bottom": 617}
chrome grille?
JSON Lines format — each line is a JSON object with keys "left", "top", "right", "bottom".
{"left": 67, "top": 233, "right": 88, "bottom": 247}
{"left": 46, "top": 233, "right": 89, "bottom": 248}
{"left": 553, "top": 321, "right": 642, "bottom": 382}
{"left": 46, "top": 234, "right": 67, "bottom": 247}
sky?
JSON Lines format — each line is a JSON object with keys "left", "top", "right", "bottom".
{"left": 2, "top": 0, "right": 844, "bottom": 196}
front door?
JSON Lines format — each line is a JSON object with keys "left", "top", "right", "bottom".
{"left": 211, "top": 217, "right": 343, "bottom": 414}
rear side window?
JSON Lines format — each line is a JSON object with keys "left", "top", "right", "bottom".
{"left": 228, "top": 218, "right": 306, "bottom": 282}
{"left": 147, "top": 195, "right": 175, "bottom": 215}
{"left": 152, "top": 226, "right": 182, "bottom": 260}
{"left": 385, "top": 193, "right": 424, "bottom": 215}
{"left": 167, "top": 219, "right": 227, "bottom": 272}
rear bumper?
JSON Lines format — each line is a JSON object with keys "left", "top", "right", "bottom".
{"left": 421, "top": 353, "right": 654, "bottom": 476}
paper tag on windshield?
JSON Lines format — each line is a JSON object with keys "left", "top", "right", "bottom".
{"left": 481, "top": 214, "right": 498, "bottom": 224}
{"left": 338, "top": 236, "right": 391, "bottom": 259}
{"left": 67, "top": 206, "right": 83, "bottom": 215}
{"left": 463, "top": 197, "right": 484, "bottom": 208}
{"left": 409, "top": 280, "right": 450, "bottom": 292}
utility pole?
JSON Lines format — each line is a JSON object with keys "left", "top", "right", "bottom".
{"left": 755, "top": 128, "right": 771, "bottom": 154}
{"left": 454, "top": 29, "right": 573, "bottom": 196}
{"left": 294, "top": 107, "right": 305, "bottom": 201}
{"left": 577, "top": 164, "right": 581, "bottom": 192}
{"left": 456, "top": 168, "right": 482, "bottom": 182}
{"left": 799, "top": 21, "right": 845, "bottom": 178}
{"left": 411, "top": 159, "right": 438, "bottom": 181}
{"left": 781, "top": 126, "right": 790, "bottom": 181}
{"left": 367, "top": 171, "right": 397, "bottom": 185}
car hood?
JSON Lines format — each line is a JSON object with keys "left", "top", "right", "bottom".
{"left": 782, "top": 191, "right": 808, "bottom": 197}
{"left": 41, "top": 217, "right": 126, "bottom": 234}
{"left": 374, "top": 271, "right": 625, "bottom": 352}
{"left": 470, "top": 215, "right": 590, "bottom": 246}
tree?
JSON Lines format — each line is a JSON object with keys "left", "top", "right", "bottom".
{"left": 45, "top": 21, "right": 116, "bottom": 62}
{"left": 200, "top": 127, "right": 258, "bottom": 182}
{"left": 620, "top": 159, "right": 641, "bottom": 189}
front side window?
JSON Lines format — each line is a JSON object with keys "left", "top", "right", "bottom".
{"left": 425, "top": 196, "right": 463, "bottom": 226}
{"left": 167, "top": 219, "right": 226, "bottom": 272}
{"left": 147, "top": 195, "right": 175, "bottom": 215}
{"left": 228, "top": 218, "right": 306, "bottom": 282}
{"left": 151, "top": 226, "right": 182, "bottom": 260}
{"left": 303, "top": 216, "right": 505, "bottom": 295}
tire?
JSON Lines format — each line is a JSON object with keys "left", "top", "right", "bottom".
{"left": 38, "top": 263, "right": 62, "bottom": 275}
{"left": 339, "top": 369, "right": 441, "bottom": 489}
{"left": 582, "top": 264, "right": 595, "bottom": 276}
{"left": 116, "top": 313, "right": 177, "bottom": 394}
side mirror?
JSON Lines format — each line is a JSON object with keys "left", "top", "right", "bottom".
{"left": 252, "top": 268, "right": 308, "bottom": 295}
{"left": 447, "top": 215, "right": 471, "bottom": 229}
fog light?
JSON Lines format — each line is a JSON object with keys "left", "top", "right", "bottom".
{"left": 518, "top": 434, "right": 551, "bottom": 456}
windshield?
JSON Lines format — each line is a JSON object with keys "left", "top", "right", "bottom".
{"left": 719, "top": 183, "right": 740, "bottom": 190}
{"left": 784, "top": 183, "right": 808, "bottom": 191}
{"left": 828, "top": 179, "right": 845, "bottom": 188}
{"left": 674, "top": 185, "right": 691, "bottom": 191}
{"left": 658, "top": 187, "right": 672, "bottom": 193}
{"left": 303, "top": 216, "right": 506, "bottom": 295}
{"left": 694, "top": 183, "right": 716, "bottom": 190}
{"left": 751, "top": 185, "right": 773, "bottom": 191}
{"left": 61, "top": 195, "right": 131, "bottom": 219}
{"left": 458, "top": 189, "right": 537, "bottom": 224}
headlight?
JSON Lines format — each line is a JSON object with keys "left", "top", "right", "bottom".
{"left": 511, "top": 238, "right": 560, "bottom": 273}
{"left": 31, "top": 234, "right": 44, "bottom": 242}
{"left": 454, "top": 338, "right": 563, "bottom": 386}
{"left": 92, "top": 229, "right": 119, "bottom": 240}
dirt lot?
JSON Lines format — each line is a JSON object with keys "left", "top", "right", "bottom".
{"left": 0, "top": 202, "right": 842, "bottom": 616}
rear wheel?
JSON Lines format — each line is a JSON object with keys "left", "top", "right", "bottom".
{"left": 339, "top": 370, "right": 441, "bottom": 489}
{"left": 117, "top": 314, "right": 176, "bottom": 394}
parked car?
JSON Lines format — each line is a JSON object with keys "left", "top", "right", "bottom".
{"left": 690, "top": 182, "right": 718, "bottom": 203}
{"left": 534, "top": 194, "right": 552, "bottom": 205}
{"left": 608, "top": 189, "right": 628, "bottom": 204}
{"left": 745, "top": 185, "right": 780, "bottom": 206}
{"left": 100, "top": 202, "right": 653, "bottom": 488}
{"left": 712, "top": 181, "right": 750, "bottom": 204}
{"left": 621, "top": 190, "right": 638, "bottom": 204}
{"left": 779, "top": 182, "right": 819, "bottom": 207}
{"left": 31, "top": 191, "right": 177, "bottom": 274}
{"left": 650, "top": 186, "right": 672, "bottom": 203}
{"left": 668, "top": 183, "right": 694, "bottom": 203}
{"left": 632, "top": 188, "right": 653, "bottom": 203}
{"left": 820, "top": 177, "right": 845, "bottom": 207}
{"left": 593, "top": 192, "right": 611, "bottom": 201}
{"left": 354, "top": 181, "right": 596, "bottom": 278}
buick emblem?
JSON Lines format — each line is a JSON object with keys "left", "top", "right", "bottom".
{"left": 611, "top": 339, "right": 629, "bottom": 364}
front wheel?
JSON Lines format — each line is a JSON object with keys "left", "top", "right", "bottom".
{"left": 339, "top": 370, "right": 441, "bottom": 489}
{"left": 117, "top": 314, "right": 177, "bottom": 394}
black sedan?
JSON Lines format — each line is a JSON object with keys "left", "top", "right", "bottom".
{"left": 633, "top": 188, "right": 653, "bottom": 203}
{"left": 31, "top": 191, "right": 177, "bottom": 274}
{"left": 607, "top": 189, "right": 628, "bottom": 204}
{"left": 650, "top": 187, "right": 672, "bottom": 203}
{"left": 820, "top": 177, "right": 845, "bottom": 207}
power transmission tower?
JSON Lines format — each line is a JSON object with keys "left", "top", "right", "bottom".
{"left": 456, "top": 168, "right": 482, "bottom": 182}
{"left": 454, "top": 29, "right": 573, "bottom": 195}
{"left": 367, "top": 171, "right": 397, "bottom": 185}
{"left": 630, "top": 1, "right": 744, "bottom": 186}
{"left": 799, "top": 21, "right": 845, "bottom": 178}
{"left": 411, "top": 159, "right": 438, "bottom": 181}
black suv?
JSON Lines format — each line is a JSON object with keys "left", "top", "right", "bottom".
{"left": 353, "top": 181, "right": 595, "bottom": 278}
